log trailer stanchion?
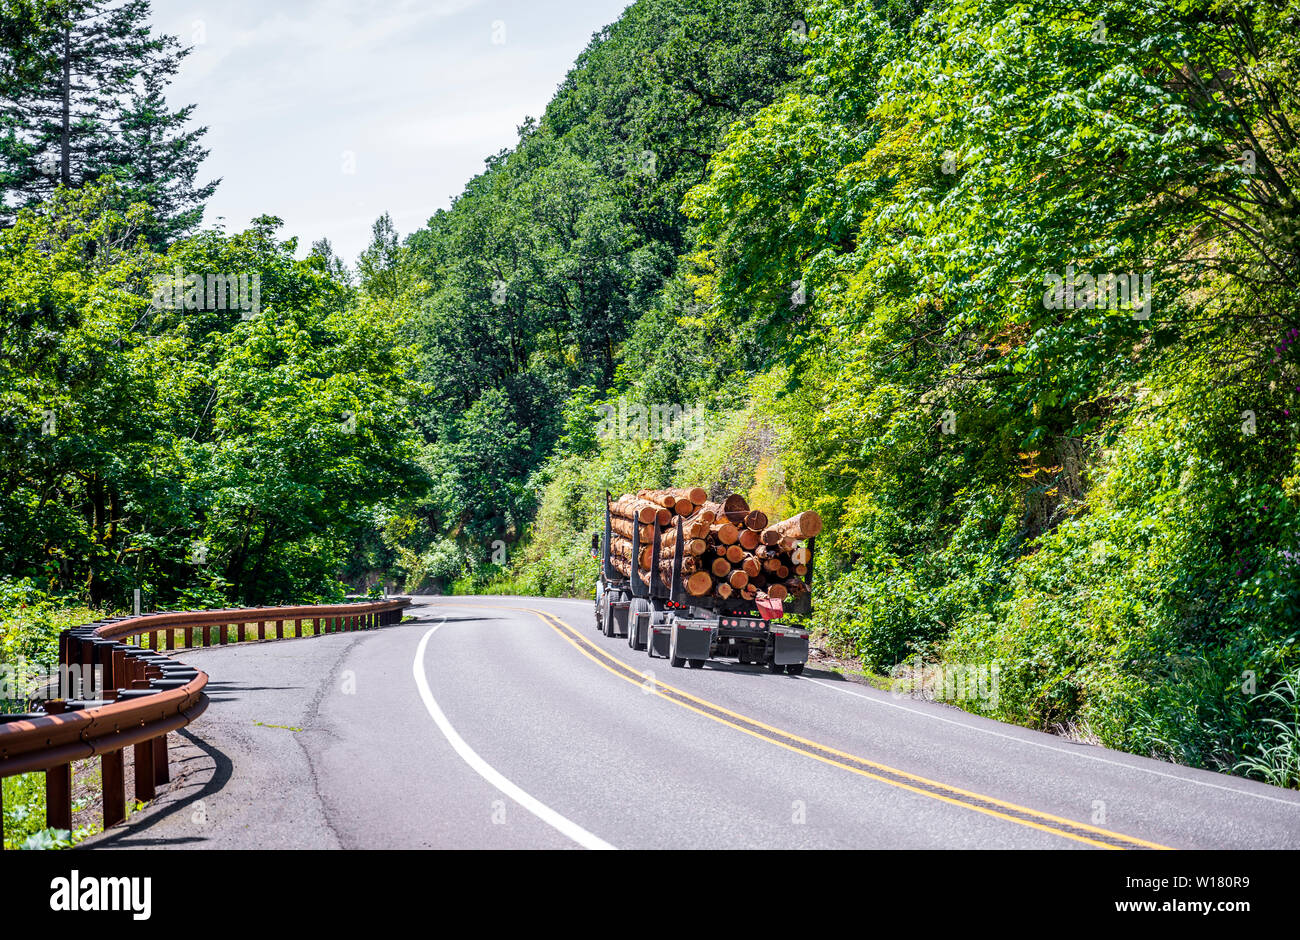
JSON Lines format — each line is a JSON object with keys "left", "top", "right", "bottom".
{"left": 594, "top": 498, "right": 813, "bottom": 674}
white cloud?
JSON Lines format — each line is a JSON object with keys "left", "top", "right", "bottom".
{"left": 149, "top": 0, "right": 632, "bottom": 260}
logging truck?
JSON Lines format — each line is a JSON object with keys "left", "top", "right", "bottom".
{"left": 592, "top": 489, "right": 815, "bottom": 673}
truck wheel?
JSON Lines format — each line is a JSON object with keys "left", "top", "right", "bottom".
{"left": 671, "top": 654, "right": 686, "bottom": 668}
{"left": 767, "top": 659, "right": 786, "bottom": 674}
{"left": 603, "top": 592, "right": 619, "bottom": 637}
{"left": 688, "top": 659, "right": 705, "bottom": 669}
{"left": 786, "top": 662, "right": 805, "bottom": 676}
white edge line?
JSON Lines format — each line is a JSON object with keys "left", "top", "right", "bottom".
{"left": 412, "top": 621, "right": 617, "bottom": 850}
{"left": 805, "top": 677, "right": 1300, "bottom": 808}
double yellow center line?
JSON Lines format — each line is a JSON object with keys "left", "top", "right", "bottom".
{"left": 510, "top": 604, "right": 1169, "bottom": 850}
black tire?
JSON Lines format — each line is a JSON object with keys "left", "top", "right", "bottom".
{"left": 688, "top": 659, "right": 705, "bottom": 669}
{"left": 603, "top": 592, "right": 619, "bottom": 638}
{"left": 671, "top": 654, "right": 686, "bottom": 668}
{"left": 767, "top": 659, "right": 786, "bottom": 674}
{"left": 786, "top": 662, "right": 805, "bottom": 676}
{"left": 597, "top": 592, "right": 609, "bottom": 633}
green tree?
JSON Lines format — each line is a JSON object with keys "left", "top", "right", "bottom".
{"left": 0, "top": 0, "right": 215, "bottom": 242}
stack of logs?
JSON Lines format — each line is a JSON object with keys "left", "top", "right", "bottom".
{"left": 606, "top": 487, "right": 821, "bottom": 602}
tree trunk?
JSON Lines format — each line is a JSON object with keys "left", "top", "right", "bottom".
{"left": 60, "top": 26, "right": 71, "bottom": 185}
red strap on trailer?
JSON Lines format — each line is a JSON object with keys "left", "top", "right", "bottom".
{"left": 756, "top": 594, "right": 784, "bottom": 621}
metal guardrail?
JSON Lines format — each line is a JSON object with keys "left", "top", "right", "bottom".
{"left": 0, "top": 597, "right": 412, "bottom": 847}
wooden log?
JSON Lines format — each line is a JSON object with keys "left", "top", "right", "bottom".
{"left": 700, "top": 494, "right": 749, "bottom": 525}
{"left": 684, "top": 571, "right": 714, "bottom": 597}
{"left": 639, "top": 491, "right": 677, "bottom": 509}
{"left": 767, "top": 583, "right": 789, "bottom": 601}
{"left": 738, "top": 528, "right": 760, "bottom": 550}
{"left": 610, "top": 515, "right": 652, "bottom": 542}
{"left": 639, "top": 487, "right": 708, "bottom": 508}
{"left": 743, "top": 509, "right": 768, "bottom": 531}
{"left": 608, "top": 535, "right": 639, "bottom": 561}
{"left": 790, "top": 546, "right": 811, "bottom": 565}
{"left": 742, "top": 557, "right": 760, "bottom": 578}
{"left": 611, "top": 495, "right": 662, "bottom": 524}
{"left": 725, "top": 544, "right": 745, "bottom": 563}
{"left": 728, "top": 569, "right": 749, "bottom": 590}
{"left": 710, "top": 557, "right": 732, "bottom": 578}
{"left": 609, "top": 555, "right": 649, "bottom": 584}
{"left": 741, "top": 584, "right": 757, "bottom": 601}
{"left": 794, "top": 564, "right": 807, "bottom": 576}
{"left": 711, "top": 522, "right": 739, "bottom": 545}
{"left": 716, "top": 582, "right": 734, "bottom": 600}
{"left": 768, "top": 510, "right": 823, "bottom": 540}
{"left": 659, "top": 555, "right": 701, "bottom": 577}
{"left": 660, "top": 516, "right": 710, "bottom": 548}
{"left": 658, "top": 538, "right": 706, "bottom": 560}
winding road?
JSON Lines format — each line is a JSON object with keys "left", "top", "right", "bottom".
{"left": 89, "top": 596, "right": 1300, "bottom": 850}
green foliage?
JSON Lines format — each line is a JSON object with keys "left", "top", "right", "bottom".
{"left": 1236, "top": 669, "right": 1300, "bottom": 789}
{"left": 391, "top": 0, "right": 803, "bottom": 569}
{"left": 0, "top": 185, "right": 428, "bottom": 607}
{"left": 666, "top": 0, "right": 1300, "bottom": 782}
{"left": 0, "top": 578, "right": 98, "bottom": 675}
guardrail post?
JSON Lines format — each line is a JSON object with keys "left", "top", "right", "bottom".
{"left": 276, "top": 619, "right": 284, "bottom": 640}
{"left": 184, "top": 627, "right": 193, "bottom": 648}
{"left": 237, "top": 621, "right": 246, "bottom": 642}
{"left": 133, "top": 741, "right": 156, "bottom": 802}
{"left": 219, "top": 623, "right": 228, "bottom": 645}
{"left": 202, "top": 624, "right": 212, "bottom": 648}
{"left": 102, "top": 750, "right": 126, "bottom": 828}
{"left": 99, "top": 645, "right": 115, "bottom": 693}
{"left": 153, "top": 736, "right": 170, "bottom": 786}
{"left": 258, "top": 621, "right": 266, "bottom": 640}
{"left": 295, "top": 619, "right": 303, "bottom": 638}
{"left": 166, "top": 628, "right": 175, "bottom": 651}
{"left": 45, "top": 763, "right": 72, "bottom": 832}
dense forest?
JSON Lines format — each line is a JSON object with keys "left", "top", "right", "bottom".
{"left": 2, "top": 0, "right": 1299, "bottom": 788}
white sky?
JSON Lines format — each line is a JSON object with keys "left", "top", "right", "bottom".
{"left": 148, "top": 0, "right": 634, "bottom": 261}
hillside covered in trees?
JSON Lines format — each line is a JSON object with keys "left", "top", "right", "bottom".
{"left": 373, "top": 0, "right": 1300, "bottom": 785}
{"left": 2, "top": 0, "right": 1299, "bottom": 788}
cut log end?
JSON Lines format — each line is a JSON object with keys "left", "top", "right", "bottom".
{"left": 684, "top": 571, "right": 714, "bottom": 597}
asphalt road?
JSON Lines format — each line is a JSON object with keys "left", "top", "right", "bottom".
{"left": 91, "top": 596, "right": 1300, "bottom": 849}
